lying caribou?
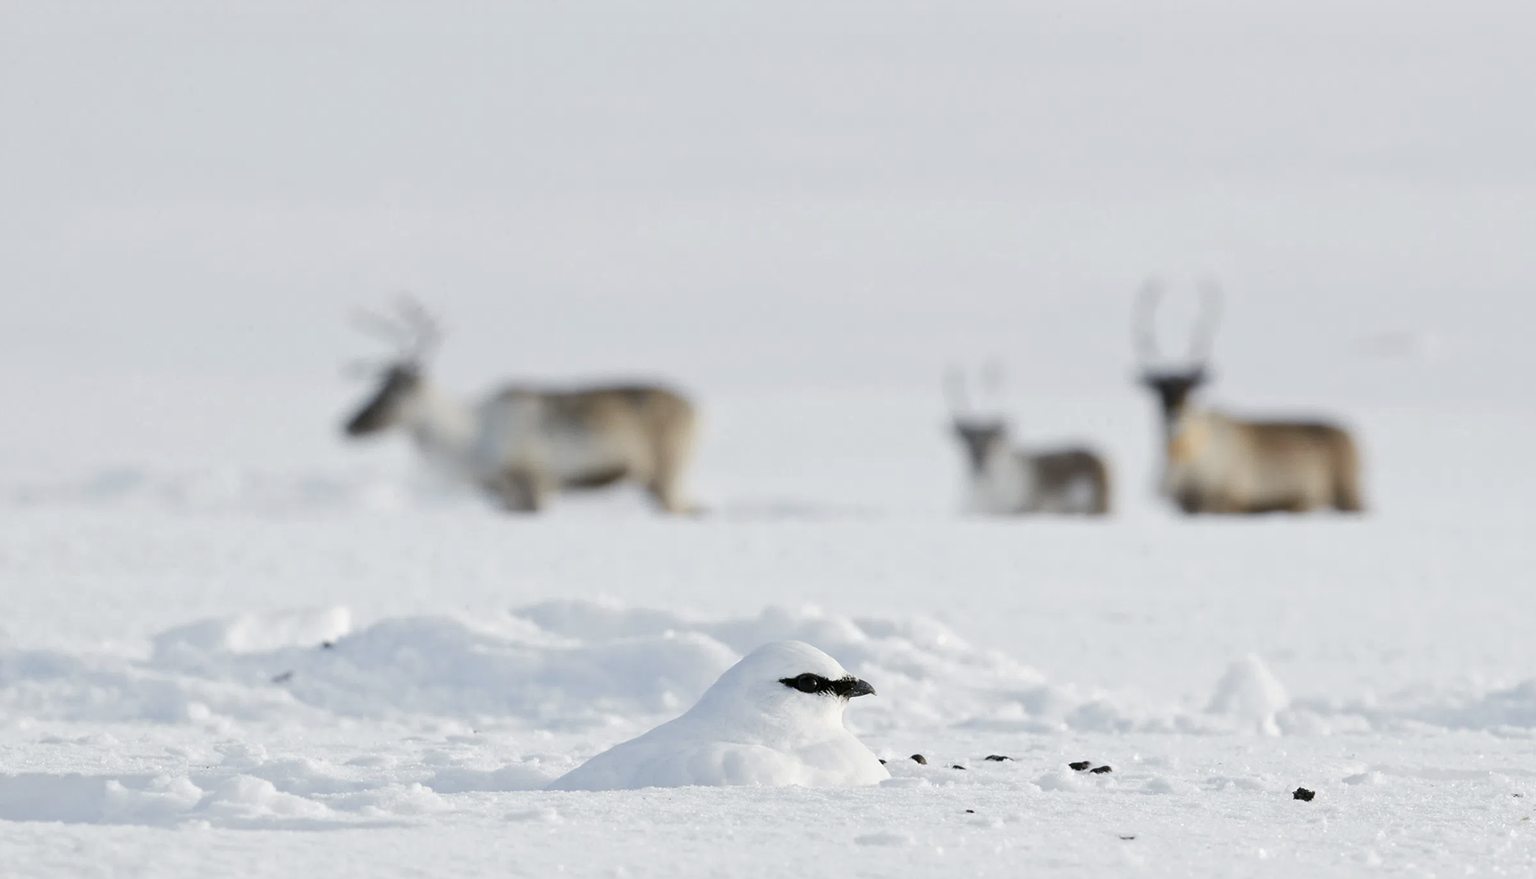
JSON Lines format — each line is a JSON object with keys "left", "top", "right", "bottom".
{"left": 1134, "top": 282, "right": 1364, "bottom": 514}
{"left": 947, "top": 365, "right": 1112, "bottom": 516}
{"left": 342, "top": 299, "right": 698, "bottom": 514}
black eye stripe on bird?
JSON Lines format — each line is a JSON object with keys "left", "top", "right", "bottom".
{"left": 778, "top": 673, "right": 876, "bottom": 698}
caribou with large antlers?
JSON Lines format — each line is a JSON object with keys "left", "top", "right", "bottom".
{"left": 342, "top": 298, "right": 698, "bottom": 514}
{"left": 1133, "top": 282, "right": 1363, "bottom": 514}
{"left": 946, "top": 363, "right": 1112, "bottom": 516}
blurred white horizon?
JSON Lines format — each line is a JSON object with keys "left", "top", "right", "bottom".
{"left": 3, "top": 1, "right": 1533, "bottom": 411}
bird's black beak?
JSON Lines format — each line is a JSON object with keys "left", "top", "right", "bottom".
{"left": 835, "top": 677, "right": 876, "bottom": 699}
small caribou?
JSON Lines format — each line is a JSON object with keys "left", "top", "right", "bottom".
{"left": 1133, "top": 282, "right": 1364, "bottom": 514}
{"left": 342, "top": 299, "right": 698, "bottom": 514}
{"left": 947, "top": 365, "right": 1112, "bottom": 516}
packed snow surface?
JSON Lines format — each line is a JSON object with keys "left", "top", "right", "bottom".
{"left": 4, "top": 540, "right": 1536, "bottom": 874}
{"left": 6, "top": 0, "right": 1536, "bottom": 875}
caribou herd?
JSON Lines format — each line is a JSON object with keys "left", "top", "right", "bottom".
{"left": 342, "top": 286, "right": 1363, "bottom": 517}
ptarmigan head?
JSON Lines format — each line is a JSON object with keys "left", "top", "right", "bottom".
{"left": 688, "top": 640, "right": 877, "bottom": 737}
{"left": 546, "top": 640, "right": 888, "bottom": 790}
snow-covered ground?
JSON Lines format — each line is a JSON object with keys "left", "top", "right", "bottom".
{"left": 4, "top": 2, "right": 1536, "bottom": 876}
{"left": 5, "top": 500, "right": 1536, "bottom": 876}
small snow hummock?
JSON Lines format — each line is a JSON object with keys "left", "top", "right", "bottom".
{"left": 1206, "top": 654, "right": 1290, "bottom": 736}
{"left": 546, "top": 641, "right": 889, "bottom": 791}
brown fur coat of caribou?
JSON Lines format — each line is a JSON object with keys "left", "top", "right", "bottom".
{"left": 342, "top": 300, "right": 697, "bottom": 514}
{"left": 947, "top": 366, "right": 1112, "bottom": 516}
{"left": 1134, "top": 283, "right": 1364, "bottom": 514}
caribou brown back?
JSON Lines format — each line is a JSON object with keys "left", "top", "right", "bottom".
{"left": 1032, "top": 448, "right": 1112, "bottom": 515}
{"left": 483, "top": 384, "right": 697, "bottom": 512}
{"left": 583, "top": 385, "right": 695, "bottom": 456}
{"left": 567, "top": 385, "right": 697, "bottom": 512}
{"left": 1239, "top": 420, "right": 1363, "bottom": 513}
{"left": 496, "top": 385, "right": 690, "bottom": 430}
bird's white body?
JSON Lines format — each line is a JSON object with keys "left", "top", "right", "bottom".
{"left": 547, "top": 641, "right": 889, "bottom": 791}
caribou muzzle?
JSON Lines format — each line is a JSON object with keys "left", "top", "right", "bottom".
{"left": 343, "top": 365, "right": 420, "bottom": 437}
{"left": 343, "top": 397, "right": 393, "bottom": 436}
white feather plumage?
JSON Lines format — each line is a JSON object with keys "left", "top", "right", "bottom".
{"left": 548, "top": 641, "right": 889, "bottom": 791}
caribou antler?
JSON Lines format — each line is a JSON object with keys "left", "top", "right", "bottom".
{"left": 1133, "top": 278, "right": 1223, "bottom": 366}
{"left": 947, "top": 360, "right": 1011, "bottom": 420}
{"left": 944, "top": 364, "right": 972, "bottom": 415}
{"left": 1188, "top": 280, "right": 1224, "bottom": 362}
{"left": 980, "top": 358, "right": 1006, "bottom": 403}
{"left": 350, "top": 294, "right": 442, "bottom": 368}
{"left": 1132, "top": 278, "right": 1166, "bottom": 365}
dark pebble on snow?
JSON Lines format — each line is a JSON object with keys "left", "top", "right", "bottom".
{"left": 1293, "top": 787, "right": 1315, "bottom": 801}
{"left": 984, "top": 755, "right": 1011, "bottom": 762}
{"left": 910, "top": 754, "right": 928, "bottom": 765}
{"left": 1090, "top": 765, "right": 1113, "bottom": 774}
{"left": 951, "top": 765, "right": 966, "bottom": 770}
{"left": 965, "top": 809, "right": 975, "bottom": 814}
{"left": 1069, "top": 761, "right": 1093, "bottom": 771}
{"left": 879, "top": 759, "right": 887, "bottom": 765}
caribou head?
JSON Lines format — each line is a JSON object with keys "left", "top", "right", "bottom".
{"left": 1133, "top": 280, "right": 1223, "bottom": 429}
{"left": 945, "top": 361, "right": 1011, "bottom": 473}
{"left": 342, "top": 297, "right": 442, "bottom": 437}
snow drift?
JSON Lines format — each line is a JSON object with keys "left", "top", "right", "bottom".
{"left": 5, "top": 601, "right": 1535, "bottom": 738}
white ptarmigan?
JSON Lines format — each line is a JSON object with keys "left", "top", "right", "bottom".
{"left": 547, "top": 641, "right": 890, "bottom": 790}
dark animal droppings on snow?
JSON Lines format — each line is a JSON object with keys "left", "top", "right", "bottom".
{"left": 965, "top": 809, "right": 975, "bottom": 814}
{"left": 1069, "top": 761, "right": 1092, "bottom": 771}
{"left": 951, "top": 765, "right": 966, "bottom": 770}
{"left": 910, "top": 754, "right": 928, "bottom": 765}
{"left": 984, "top": 755, "right": 1011, "bottom": 762}
{"left": 1090, "top": 765, "right": 1113, "bottom": 774}
{"left": 1293, "top": 787, "right": 1315, "bottom": 801}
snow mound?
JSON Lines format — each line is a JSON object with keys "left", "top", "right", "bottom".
{"left": 0, "top": 602, "right": 1090, "bottom": 731}
{"left": 155, "top": 608, "right": 353, "bottom": 656}
{"left": 1288, "top": 679, "right": 1536, "bottom": 734}
{"left": 513, "top": 601, "right": 1189, "bottom": 734}
{"left": 4, "top": 603, "right": 1536, "bottom": 738}
{"left": 150, "top": 612, "right": 739, "bottom": 725}
{"left": 1206, "top": 655, "right": 1290, "bottom": 736}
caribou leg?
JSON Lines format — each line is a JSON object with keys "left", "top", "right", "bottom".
{"left": 647, "top": 420, "right": 696, "bottom": 515}
{"left": 483, "top": 471, "right": 545, "bottom": 513}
